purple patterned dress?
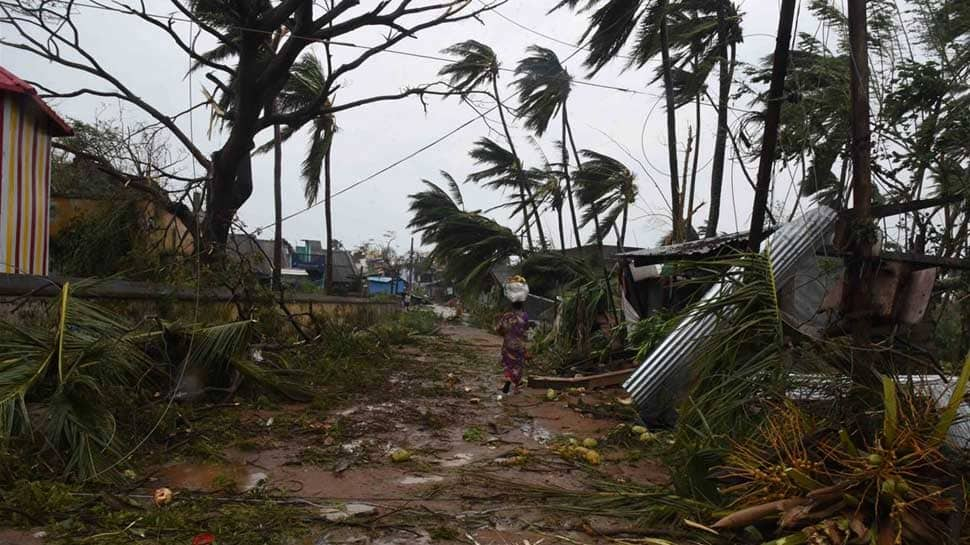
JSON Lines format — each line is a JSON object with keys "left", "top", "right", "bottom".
{"left": 497, "top": 310, "right": 529, "bottom": 385}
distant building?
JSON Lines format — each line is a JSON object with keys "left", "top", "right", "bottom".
{"left": 292, "top": 239, "right": 359, "bottom": 287}
{"left": 366, "top": 276, "right": 407, "bottom": 296}
{"left": 228, "top": 234, "right": 294, "bottom": 277}
{"left": 0, "top": 66, "right": 73, "bottom": 275}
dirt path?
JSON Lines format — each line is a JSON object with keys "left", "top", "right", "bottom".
{"left": 1, "top": 324, "right": 666, "bottom": 545}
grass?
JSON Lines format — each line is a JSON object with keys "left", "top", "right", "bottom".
{"left": 462, "top": 426, "right": 485, "bottom": 442}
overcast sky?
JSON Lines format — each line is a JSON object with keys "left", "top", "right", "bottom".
{"left": 3, "top": 0, "right": 821, "bottom": 254}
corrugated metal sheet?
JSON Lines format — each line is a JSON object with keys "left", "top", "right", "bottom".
{"left": 623, "top": 206, "right": 839, "bottom": 419}
{"left": 1, "top": 93, "right": 52, "bottom": 275}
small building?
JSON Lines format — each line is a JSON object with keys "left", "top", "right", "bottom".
{"left": 291, "top": 240, "right": 359, "bottom": 288}
{"left": 49, "top": 158, "right": 195, "bottom": 266}
{"left": 366, "top": 276, "right": 407, "bottom": 296}
{"left": 0, "top": 66, "right": 73, "bottom": 275}
{"left": 228, "top": 234, "right": 294, "bottom": 278}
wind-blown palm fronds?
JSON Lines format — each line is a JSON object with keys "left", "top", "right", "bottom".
{"left": 430, "top": 213, "right": 524, "bottom": 291}
{"left": 514, "top": 46, "right": 582, "bottom": 247}
{"left": 513, "top": 46, "right": 572, "bottom": 137}
{"left": 0, "top": 284, "right": 152, "bottom": 479}
{"left": 467, "top": 138, "right": 542, "bottom": 236}
{"left": 407, "top": 174, "right": 465, "bottom": 246}
{"left": 573, "top": 150, "right": 638, "bottom": 247}
{"left": 438, "top": 40, "right": 498, "bottom": 93}
{"left": 552, "top": 0, "right": 743, "bottom": 240}
{"left": 441, "top": 41, "right": 547, "bottom": 249}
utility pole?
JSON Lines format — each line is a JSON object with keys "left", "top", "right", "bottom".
{"left": 408, "top": 237, "right": 415, "bottom": 290}
{"left": 748, "top": 0, "right": 797, "bottom": 252}
{"left": 845, "top": 0, "right": 875, "bottom": 330}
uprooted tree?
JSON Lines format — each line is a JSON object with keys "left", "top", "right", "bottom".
{"left": 0, "top": 0, "right": 502, "bottom": 254}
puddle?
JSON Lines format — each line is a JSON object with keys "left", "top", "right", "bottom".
{"left": 399, "top": 475, "right": 444, "bottom": 485}
{"left": 372, "top": 530, "right": 432, "bottom": 545}
{"left": 156, "top": 463, "right": 267, "bottom": 492}
{"left": 319, "top": 502, "right": 377, "bottom": 521}
{"left": 438, "top": 453, "right": 474, "bottom": 467}
{"left": 243, "top": 471, "right": 268, "bottom": 491}
{"left": 518, "top": 422, "right": 552, "bottom": 444}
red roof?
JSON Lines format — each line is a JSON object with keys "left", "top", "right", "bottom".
{"left": 0, "top": 66, "right": 73, "bottom": 137}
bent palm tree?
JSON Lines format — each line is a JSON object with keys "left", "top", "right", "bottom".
{"left": 408, "top": 171, "right": 466, "bottom": 245}
{"left": 513, "top": 46, "right": 582, "bottom": 248}
{"left": 440, "top": 41, "right": 546, "bottom": 250}
{"left": 408, "top": 174, "right": 523, "bottom": 290}
{"left": 573, "top": 150, "right": 639, "bottom": 249}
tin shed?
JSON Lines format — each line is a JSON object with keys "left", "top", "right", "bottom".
{"left": 0, "top": 66, "right": 73, "bottom": 275}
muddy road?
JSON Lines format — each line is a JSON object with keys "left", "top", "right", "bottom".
{"left": 1, "top": 324, "right": 668, "bottom": 545}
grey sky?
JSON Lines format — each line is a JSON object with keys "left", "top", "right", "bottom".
{"left": 3, "top": 0, "right": 811, "bottom": 254}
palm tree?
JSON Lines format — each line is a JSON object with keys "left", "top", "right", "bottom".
{"left": 466, "top": 138, "right": 544, "bottom": 245}
{"left": 553, "top": 0, "right": 742, "bottom": 240}
{"left": 439, "top": 41, "right": 546, "bottom": 250}
{"left": 528, "top": 138, "right": 568, "bottom": 251}
{"left": 513, "top": 45, "right": 583, "bottom": 249}
{"left": 408, "top": 173, "right": 523, "bottom": 290}
{"left": 269, "top": 53, "right": 339, "bottom": 290}
{"left": 408, "top": 171, "right": 466, "bottom": 245}
{"left": 574, "top": 151, "right": 639, "bottom": 250}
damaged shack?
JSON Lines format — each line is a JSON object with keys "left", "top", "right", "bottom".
{"left": 619, "top": 206, "right": 970, "bottom": 429}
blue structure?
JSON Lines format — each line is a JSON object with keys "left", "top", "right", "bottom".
{"left": 367, "top": 276, "right": 407, "bottom": 296}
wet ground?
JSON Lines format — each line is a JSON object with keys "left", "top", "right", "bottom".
{"left": 1, "top": 324, "right": 667, "bottom": 545}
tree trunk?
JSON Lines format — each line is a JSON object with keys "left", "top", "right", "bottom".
{"left": 324, "top": 135, "right": 334, "bottom": 292}
{"left": 557, "top": 205, "right": 566, "bottom": 254}
{"left": 659, "top": 4, "right": 683, "bottom": 243}
{"left": 561, "top": 114, "right": 582, "bottom": 249}
{"left": 205, "top": 153, "right": 254, "bottom": 252}
{"left": 680, "top": 125, "right": 693, "bottom": 233}
{"left": 493, "top": 77, "right": 545, "bottom": 251}
{"left": 273, "top": 119, "right": 283, "bottom": 289}
{"left": 687, "top": 94, "right": 701, "bottom": 230}
{"left": 706, "top": 6, "right": 733, "bottom": 238}
{"left": 619, "top": 204, "right": 629, "bottom": 251}
{"left": 324, "top": 33, "right": 335, "bottom": 292}
{"left": 749, "top": 0, "right": 796, "bottom": 252}
{"left": 565, "top": 111, "right": 618, "bottom": 322}
{"left": 519, "top": 185, "right": 534, "bottom": 250}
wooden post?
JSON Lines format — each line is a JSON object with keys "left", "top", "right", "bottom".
{"left": 748, "top": 0, "right": 797, "bottom": 252}
{"left": 845, "top": 0, "right": 875, "bottom": 328}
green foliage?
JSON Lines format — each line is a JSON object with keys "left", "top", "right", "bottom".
{"left": 0, "top": 285, "right": 304, "bottom": 481}
{"left": 668, "top": 253, "right": 789, "bottom": 447}
{"left": 572, "top": 149, "right": 638, "bottom": 245}
{"left": 462, "top": 426, "right": 485, "bottom": 442}
{"left": 0, "top": 480, "right": 79, "bottom": 527}
{"left": 49, "top": 200, "right": 155, "bottom": 277}
{"left": 627, "top": 312, "right": 677, "bottom": 361}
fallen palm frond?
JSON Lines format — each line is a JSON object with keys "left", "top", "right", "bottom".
{"left": 668, "top": 252, "right": 790, "bottom": 448}
{"left": 714, "top": 355, "right": 970, "bottom": 544}
{"left": 466, "top": 473, "right": 712, "bottom": 526}
{"left": 0, "top": 285, "right": 310, "bottom": 480}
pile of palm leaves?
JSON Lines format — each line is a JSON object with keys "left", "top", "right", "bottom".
{"left": 0, "top": 283, "right": 308, "bottom": 481}
{"left": 712, "top": 358, "right": 970, "bottom": 545}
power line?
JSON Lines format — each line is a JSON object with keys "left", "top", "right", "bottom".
{"left": 256, "top": 103, "right": 500, "bottom": 232}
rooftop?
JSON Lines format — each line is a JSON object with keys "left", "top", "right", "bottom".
{"left": 0, "top": 66, "right": 73, "bottom": 137}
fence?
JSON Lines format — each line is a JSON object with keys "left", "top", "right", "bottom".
{"left": 0, "top": 273, "right": 400, "bottom": 326}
